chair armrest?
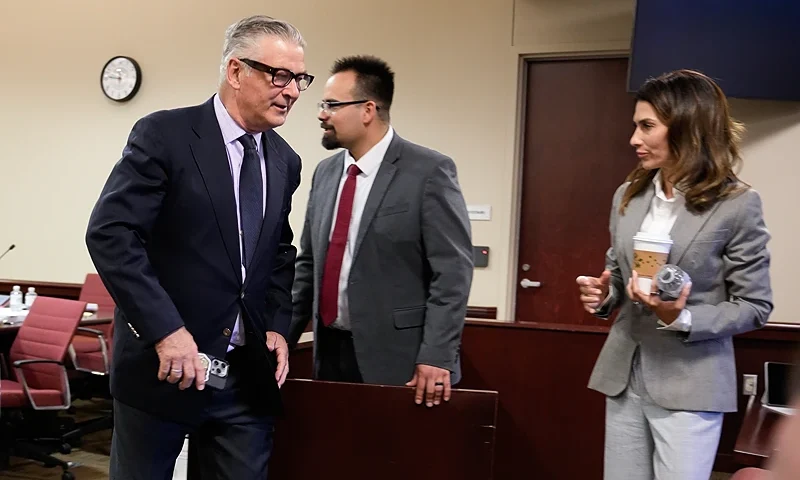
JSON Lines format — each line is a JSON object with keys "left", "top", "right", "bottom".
{"left": 13, "top": 359, "right": 65, "bottom": 367}
{"left": 76, "top": 327, "right": 105, "bottom": 336}
{"left": 0, "top": 352, "right": 8, "bottom": 379}
{"left": 13, "top": 359, "right": 71, "bottom": 410}
{"left": 68, "top": 329, "right": 111, "bottom": 375}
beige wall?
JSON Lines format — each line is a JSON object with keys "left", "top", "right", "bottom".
{"left": 0, "top": 0, "right": 796, "bottom": 322}
{"left": 731, "top": 99, "right": 800, "bottom": 325}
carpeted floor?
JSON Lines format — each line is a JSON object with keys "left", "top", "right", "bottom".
{"left": 2, "top": 400, "right": 111, "bottom": 479}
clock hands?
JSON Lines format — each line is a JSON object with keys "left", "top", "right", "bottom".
{"left": 101, "top": 57, "right": 140, "bottom": 101}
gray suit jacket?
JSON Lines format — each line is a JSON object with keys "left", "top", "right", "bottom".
{"left": 588, "top": 180, "right": 773, "bottom": 413}
{"left": 289, "top": 133, "right": 473, "bottom": 385}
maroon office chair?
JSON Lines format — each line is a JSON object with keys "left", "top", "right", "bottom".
{"left": 69, "top": 323, "right": 114, "bottom": 375}
{"left": 68, "top": 273, "right": 115, "bottom": 375}
{"left": 58, "top": 274, "right": 117, "bottom": 449}
{"left": 0, "top": 296, "right": 86, "bottom": 480}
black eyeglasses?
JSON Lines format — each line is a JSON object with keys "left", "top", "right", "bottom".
{"left": 238, "top": 58, "right": 314, "bottom": 91}
{"left": 317, "top": 99, "right": 381, "bottom": 114}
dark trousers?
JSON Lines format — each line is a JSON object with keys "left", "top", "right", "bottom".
{"left": 109, "top": 348, "right": 274, "bottom": 480}
{"left": 317, "top": 326, "right": 364, "bottom": 383}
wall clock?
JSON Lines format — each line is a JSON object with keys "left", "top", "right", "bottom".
{"left": 101, "top": 56, "right": 141, "bottom": 102}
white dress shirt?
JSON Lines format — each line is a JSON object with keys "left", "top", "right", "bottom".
{"left": 328, "top": 127, "right": 394, "bottom": 330}
{"left": 605, "top": 171, "right": 692, "bottom": 331}
{"left": 213, "top": 94, "right": 268, "bottom": 349}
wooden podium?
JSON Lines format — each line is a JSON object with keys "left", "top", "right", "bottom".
{"left": 268, "top": 379, "right": 499, "bottom": 479}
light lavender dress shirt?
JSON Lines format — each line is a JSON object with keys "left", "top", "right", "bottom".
{"left": 212, "top": 94, "right": 267, "bottom": 350}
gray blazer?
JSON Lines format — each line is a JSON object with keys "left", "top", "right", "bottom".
{"left": 588, "top": 180, "right": 773, "bottom": 412}
{"left": 289, "top": 133, "right": 473, "bottom": 385}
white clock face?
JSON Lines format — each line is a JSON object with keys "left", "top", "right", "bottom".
{"left": 101, "top": 56, "right": 140, "bottom": 102}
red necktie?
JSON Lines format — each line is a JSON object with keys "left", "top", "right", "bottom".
{"left": 320, "top": 164, "right": 361, "bottom": 326}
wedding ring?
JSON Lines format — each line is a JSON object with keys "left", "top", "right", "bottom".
{"left": 434, "top": 382, "right": 444, "bottom": 386}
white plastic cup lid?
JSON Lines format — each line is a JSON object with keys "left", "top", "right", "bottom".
{"left": 633, "top": 232, "right": 673, "bottom": 244}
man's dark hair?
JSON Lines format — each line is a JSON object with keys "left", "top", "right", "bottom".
{"left": 331, "top": 55, "right": 394, "bottom": 121}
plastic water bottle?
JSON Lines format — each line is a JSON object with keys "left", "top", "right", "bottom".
{"left": 9, "top": 285, "right": 23, "bottom": 313}
{"left": 25, "top": 287, "right": 38, "bottom": 307}
{"left": 656, "top": 264, "right": 692, "bottom": 300}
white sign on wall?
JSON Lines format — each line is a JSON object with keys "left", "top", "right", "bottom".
{"left": 467, "top": 204, "right": 492, "bottom": 221}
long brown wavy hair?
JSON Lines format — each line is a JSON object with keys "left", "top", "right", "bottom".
{"left": 620, "top": 69, "right": 747, "bottom": 214}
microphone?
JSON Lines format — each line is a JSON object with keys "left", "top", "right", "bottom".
{"left": 0, "top": 244, "right": 16, "bottom": 262}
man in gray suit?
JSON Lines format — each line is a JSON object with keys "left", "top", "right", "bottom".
{"left": 288, "top": 55, "right": 473, "bottom": 407}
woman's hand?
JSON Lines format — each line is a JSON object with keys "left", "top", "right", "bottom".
{"left": 627, "top": 270, "right": 691, "bottom": 325}
{"left": 576, "top": 270, "right": 611, "bottom": 314}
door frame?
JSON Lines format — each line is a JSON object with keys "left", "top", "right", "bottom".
{"left": 504, "top": 50, "right": 630, "bottom": 322}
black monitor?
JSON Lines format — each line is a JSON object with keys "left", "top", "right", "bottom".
{"left": 628, "top": 0, "right": 800, "bottom": 101}
{"left": 764, "top": 362, "right": 797, "bottom": 408}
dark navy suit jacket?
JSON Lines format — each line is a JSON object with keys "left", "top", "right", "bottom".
{"left": 86, "top": 97, "right": 300, "bottom": 425}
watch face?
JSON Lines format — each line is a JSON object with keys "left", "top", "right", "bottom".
{"left": 101, "top": 56, "right": 141, "bottom": 102}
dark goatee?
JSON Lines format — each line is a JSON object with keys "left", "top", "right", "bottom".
{"left": 321, "top": 136, "right": 342, "bottom": 151}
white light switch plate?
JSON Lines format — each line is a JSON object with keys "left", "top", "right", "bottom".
{"left": 743, "top": 374, "right": 758, "bottom": 396}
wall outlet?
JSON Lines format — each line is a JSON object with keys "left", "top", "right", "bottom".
{"left": 743, "top": 374, "right": 758, "bottom": 396}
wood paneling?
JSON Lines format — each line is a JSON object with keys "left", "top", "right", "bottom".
{"left": 289, "top": 320, "right": 800, "bottom": 478}
{"left": 733, "top": 397, "right": 781, "bottom": 467}
{"left": 0, "top": 279, "right": 83, "bottom": 300}
{"left": 466, "top": 306, "right": 498, "bottom": 319}
{"left": 460, "top": 321, "right": 607, "bottom": 479}
{"left": 268, "top": 379, "right": 498, "bottom": 479}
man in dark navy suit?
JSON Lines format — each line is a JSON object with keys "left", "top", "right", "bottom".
{"left": 85, "top": 15, "right": 313, "bottom": 480}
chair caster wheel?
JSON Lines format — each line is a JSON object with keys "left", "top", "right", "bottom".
{"left": 62, "top": 472, "right": 75, "bottom": 480}
{"left": 59, "top": 443, "right": 72, "bottom": 454}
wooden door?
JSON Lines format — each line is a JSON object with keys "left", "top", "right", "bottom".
{"left": 515, "top": 58, "right": 636, "bottom": 325}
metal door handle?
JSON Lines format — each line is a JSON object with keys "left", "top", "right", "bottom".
{"left": 520, "top": 279, "right": 541, "bottom": 288}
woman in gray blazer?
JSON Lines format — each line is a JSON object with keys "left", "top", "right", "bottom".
{"left": 576, "top": 69, "right": 773, "bottom": 480}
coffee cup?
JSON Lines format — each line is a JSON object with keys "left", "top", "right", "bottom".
{"left": 632, "top": 232, "right": 673, "bottom": 293}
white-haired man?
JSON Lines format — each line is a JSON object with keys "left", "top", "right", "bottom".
{"left": 85, "top": 15, "right": 312, "bottom": 479}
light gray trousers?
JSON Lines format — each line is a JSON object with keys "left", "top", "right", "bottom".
{"left": 604, "top": 352, "right": 724, "bottom": 480}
